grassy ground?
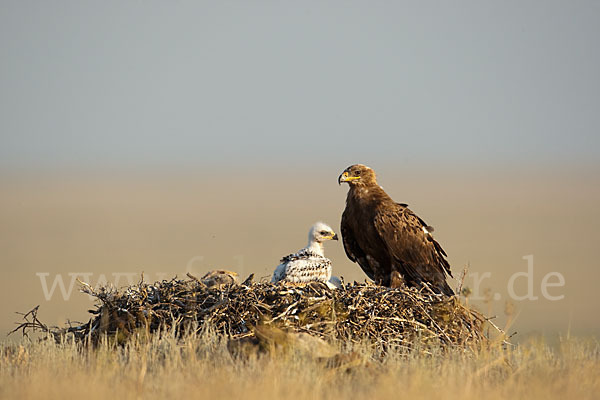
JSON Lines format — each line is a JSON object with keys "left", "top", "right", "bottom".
{"left": 1, "top": 331, "right": 598, "bottom": 400}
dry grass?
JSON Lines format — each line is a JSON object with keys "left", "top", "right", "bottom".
{"left": 1, "top": 330, "right": 599, "bottom": 400}
{"left": 3, "top": 278, "right": 599, "bottom": 399}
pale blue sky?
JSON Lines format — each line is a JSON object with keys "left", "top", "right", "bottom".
{"left": 1, "top": 1, "right": 599, "bottom": 169}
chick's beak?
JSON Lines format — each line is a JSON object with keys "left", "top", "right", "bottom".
{"left": 332, "top": 233, "right": 339, "bottom": 241}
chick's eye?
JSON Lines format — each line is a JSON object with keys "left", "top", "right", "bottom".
{"left": 320, "top": 231, "right": 328, "bottom": 235}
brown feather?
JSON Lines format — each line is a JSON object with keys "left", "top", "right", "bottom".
{"left": 339, "top": 165, "right": 454, "bottom": 295}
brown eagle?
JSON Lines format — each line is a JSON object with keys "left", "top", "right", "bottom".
{"left": 338, "top": 164, "right": 454, "bottom": 295}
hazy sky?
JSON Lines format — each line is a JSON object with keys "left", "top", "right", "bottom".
{"left": 1, "top": 1, "right": 599, "bottom": 169}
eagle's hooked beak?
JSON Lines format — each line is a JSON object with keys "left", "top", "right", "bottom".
{"left": 338, "top": 171, "right": 360, "bottom": 185}
{"left": 323, "top": 232, "right": 338, "bottom": 241}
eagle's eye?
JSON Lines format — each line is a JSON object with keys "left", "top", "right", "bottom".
{"left": 354, "top": 170, "right": 361, "bottom": 176}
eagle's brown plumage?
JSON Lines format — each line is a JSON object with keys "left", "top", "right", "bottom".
{"left": 338, "top": 164, "right": 454, "bottom": 295}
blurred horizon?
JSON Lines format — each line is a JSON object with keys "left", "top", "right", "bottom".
{"left": 2, "top": 165, "right": 599, "bottom": 341}
{"left": 1, "top": 1, "right": 599, "bottom": 341}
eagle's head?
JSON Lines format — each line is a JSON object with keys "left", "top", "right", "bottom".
{"left": 338, "top": 164, "right": 377, "bottom": 186}
{"left": 309, "top": 222, "right": 339, "bottom": 243}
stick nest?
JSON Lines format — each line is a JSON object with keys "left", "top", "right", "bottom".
{"left": 14, "top": 275, "right": 493, "bottom": 349}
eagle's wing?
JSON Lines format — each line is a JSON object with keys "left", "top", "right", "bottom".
{"left": 397, "top": 203, "right": 435, "bottom": 233}
{"left": 374, "top": 204, "right": 453, "bottom": 294}
{"left": 341, "top": 208, "right": 375, "bottom": 280}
